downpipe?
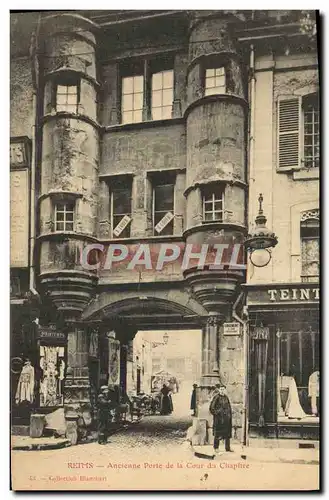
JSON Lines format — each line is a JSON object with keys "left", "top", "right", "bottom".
{"left": 232, "top": 291, "right": 249, "bottom": 448}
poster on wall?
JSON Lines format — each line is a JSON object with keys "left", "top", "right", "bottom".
{"left": 108, "top": 338, "right": 120, "bottom": 386}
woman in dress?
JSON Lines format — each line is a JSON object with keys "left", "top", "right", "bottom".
{"left": 160, "top": 384, "right": 173, "bottom": 415}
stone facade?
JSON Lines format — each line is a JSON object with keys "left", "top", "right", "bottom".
{"left": 10, "top": 10, "right": 319, "bottom": 443}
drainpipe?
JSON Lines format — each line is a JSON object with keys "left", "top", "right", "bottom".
{"left": 249, "top": 44, "right": 256, "bottom": 229}
{"left": 28, "top": 20, "right": 41, "bottom": 301}
{"left": 232, "top": 291, "right": 249, "bottom": 447}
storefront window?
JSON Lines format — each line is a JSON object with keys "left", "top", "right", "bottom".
{"left": 39, "top": 345, "right": 65, "bottom": 407}
{"left": 277, "top": 329, "right": 319, "bottom": 421}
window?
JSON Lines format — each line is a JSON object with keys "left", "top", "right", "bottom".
{"left": 205, "top": 67, "right": 226, "bottom": 96}
{"left": 303, "top": 94, "right": 319, "bottom": 169}
{"left": 55, "top": 202, "right": 74, "bottom": 232}
{"left": 153, "top": 182, "right": 175, "bottom": 236}
{"left": 202, "top": 185, "right": 224, "bottom": 223}
{"left": 151, "top": 70, "right": 174, "bottom": 120}
{"left": 121, "top": 75, "right": 144, "bottom": 124}
{"left": 277, "top": 92, "right": 320, "bottom": 171}
{"left": 56, "top": 84, "right": 78, "bottom": 113}
{"left": 120, "top": 58, "right": 174, "bottom": 125}
{"left": 110, "top": 178, "right": 132, "bottom": 238}
{"left": 300, "top": 210, "right": 319, "bottom": 283}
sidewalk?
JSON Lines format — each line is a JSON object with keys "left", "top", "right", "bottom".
{"left": 192, "top": 442, "right": 319, "bottom": 465}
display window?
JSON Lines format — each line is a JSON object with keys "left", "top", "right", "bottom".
{"left": 39, "top": 345, "right": 66, "bottom": 407}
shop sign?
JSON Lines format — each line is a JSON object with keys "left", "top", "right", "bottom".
{"left": 223, "top": 322, "right": 241, "bottom": 336}
{"left": 246, "top": 284, "right": 319, "bottom": 306}
{"left": 10, "top": 169, "right": 29, "bottom": 267}
{"left": 38, "top": 327, "right": 66, "bottom": 341}
{"left": 113, "top": 215, "right": 131, "bottom": 237}
{"left": 155, "top": 212, "right": 174, "bottom": 234}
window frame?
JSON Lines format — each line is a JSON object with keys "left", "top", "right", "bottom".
{"left": 151, "top": 174, "right": 176, "bottom": 236}
{"left": 109, "top": 177, "right": 133, "bottom": 239}
{"left": 204, "top": 66, "right": 226, "bottom": 97}
{"left": 202, "top": 185, "right": 225, "bottom": 223}
{"left": 300, "top": 216, "right": 319, "bottom": 283}
{"left": 119, "top": 56, "right": 174, "bottom": 125}
{"left": 54, "top": 75, "right": 80, "bottom": 114}
{"left": 302, "top": 93, "right": 319, "bottom": 170}
{"left": 54, "top": 201, "right": 75, "bottom": 232}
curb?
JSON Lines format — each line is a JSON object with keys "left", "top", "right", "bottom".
{"left": 12, "top": 439, "right": 71, "bottom": 451}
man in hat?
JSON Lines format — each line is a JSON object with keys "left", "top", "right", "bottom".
{"left": 209, "top": 383, "right": 233, "bottom": 453}
{"left": 190, "top": 384, "right": 198, "bottom": 416}
{"left": 97, "top": 386, "right": 111, "bottom": 444}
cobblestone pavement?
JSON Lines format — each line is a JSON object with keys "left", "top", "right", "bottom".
{"left": 11, "top": 415, "right": 319, "bottom": 491}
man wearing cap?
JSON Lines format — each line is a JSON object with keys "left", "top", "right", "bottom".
{"left": 97, "top": 386, "right": 111, "bottom": 445}
{"left": 209, "top": 383, "right": 233, "bottom": 453}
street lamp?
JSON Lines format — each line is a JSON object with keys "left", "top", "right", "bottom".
{"left": 244, "top": 193, "right": 278, "bottom": 267}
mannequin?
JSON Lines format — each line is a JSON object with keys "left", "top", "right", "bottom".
{"left": 308, "top": 370, "right": 319, "bottom": 416}
{"left": 15, "top": 359, "right": 35, "bottom": 404}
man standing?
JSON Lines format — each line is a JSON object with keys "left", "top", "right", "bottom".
{"left": 209, "top": 383, "right": 233, "bottom": 453}
{"left": 97, "top": 386, "right": 111, "bottom": 445}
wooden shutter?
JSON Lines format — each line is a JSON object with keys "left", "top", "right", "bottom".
{"left": 277, "top": 96, "right": 301, "bottom": 170}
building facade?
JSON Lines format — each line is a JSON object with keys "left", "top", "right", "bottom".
{"left": 10, "top": 10, "right": 319, "bottom": 441}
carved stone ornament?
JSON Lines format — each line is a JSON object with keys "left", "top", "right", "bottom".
{"left": 300, "top": 209, "right": 319, "bottom": 222}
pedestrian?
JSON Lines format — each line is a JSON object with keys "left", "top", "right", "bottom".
{"left": 209, "top": 383, "right": 233, "bottom": 453}
{"left": 160, "top": 384, "right": 173, "bottom": 415}
{"left": 97, "top": 386, "right": 111, "bottom": 444}
{"left": 190, "top": 383, "right": 198, "bottom": 416}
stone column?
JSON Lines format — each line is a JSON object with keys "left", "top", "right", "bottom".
{"left": 174, "top": 171, "right": 185, "bottom": 235}
{"left": 130, "top": 174, "right": 147, "bottom": 238}
{"left": 64, "top": 327, "right": 91, "bottom": 445}
{"left": 98, "top": 180, "right": 110, "bottom": 238}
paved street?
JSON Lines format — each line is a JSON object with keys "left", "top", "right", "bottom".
{"left": 11, "top": 415, "right": 319, "bottom": 491}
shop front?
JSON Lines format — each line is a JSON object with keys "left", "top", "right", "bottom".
{"left": 245, "top": 283, "right": 320, "bottom": 440}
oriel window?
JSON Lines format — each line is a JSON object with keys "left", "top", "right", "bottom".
{"left": 55, "top": 202, "right": 74, "bottom": 232}
{"left": 56, "top": 84, "right": 78, "bottom": 113}
{"left": 205, "top": 67, "right": 226, "bottom": 96}
{"left": 202, "top": 185, "right": 224, "bottom": 223}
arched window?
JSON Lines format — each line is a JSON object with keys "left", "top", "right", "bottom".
{"left": 300, "top": 209, "right": 319, "bottom": 283}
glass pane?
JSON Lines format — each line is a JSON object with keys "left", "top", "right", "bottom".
{"left": 163, "top": 70, "right": 173, "bottom": 89}
{"left": 56, "top": 202, "right": 66, "bottom": 211}
{"left": 66, "top": 204, "right": 74, "bottom": 212}
{"left": 152, "top": 72, "right": 163, "bottom": 91}
{"left": 206, "top": 69, "right": 215, "bottom": 78}
{"left": 152, "top": 107, "right": 162, "bottom": 121}
{"left": 304, "top": 135, "right": 313, "bottom": 145}
{"left": 152, "top": 90, "right": 162, "bottom": 108}
{"left": 204, "top": 212, "right": 213, "bottom": 221}
{"left": 122, "top": 111, "right": 133, "bottom": 124}
{"left": 67, "top": 85, "right": 77, "bottom": 94}
{"left": 133, "top": 92, "right": 143, "bottom": 111}
{"left": 113, "top": 189, "right": 131, "bottom": 214}
{"left": 215, "top": 75, "right": 225, "bottom": 87}
{"left": 133, "top": 110, "right": 142, "bottom": 123}
{"left": 162, "top": 88, "right": 173, "bottom": 106}
{"left": 133, "top": 76, "right": 143, "bottom": 93}
{"left": 57, "top": 85, "right": 67, "bottom": 94}
{"left": 162, "top": 106, "right": 172, "bottom": 119}
{"left": 154, "top": 184, "right": 174, "bottom": 211}
{"left": 122, "top": 93, "right": 133, "bottom": 111}
{"left": 65, "top": 222, "right": 74, "bottom": 231}
{"left": 215, "top": 67, "right": 225, "bottom": 76}
{"left": 56, "top": 222, "right": 64, "bottom": 231}
{"left": 213, "top": 86, "right": 225, "bottom": 94}
{"left": 304, "top": 124, "right": 313, "bottom": 134}
{"left": 56, "top": 212, "right": 64, "bottom": 221}
{"left": 57, "top": 94, "right": 67, "bottom": 104}
{"left": 214, "top": 201, "right": 223, "bottom": 210}
{"left": 206, "top": 77, "right": 215, "bottom": 89}
{"left": 214, "top": 211, "right": 222, "bottom": 220}
{"left": 66, "top": 212, "right": 74, "bottom": 221}
{"left": 122, "top": 77, "right": 133, "bottom": 95}
{"left": 67, "top": 94, "right": 77, "bottom": 105}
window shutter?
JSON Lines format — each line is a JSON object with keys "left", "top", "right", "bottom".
{"left": 277, "top": 96, "right": 301, "bottom": 170}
